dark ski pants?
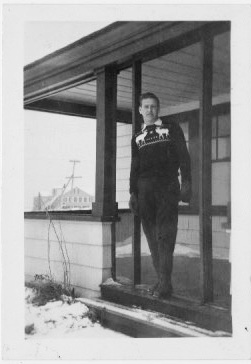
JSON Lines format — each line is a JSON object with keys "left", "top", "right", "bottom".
{"left": 137, "top": 176, "right": 179, "bottom": 290}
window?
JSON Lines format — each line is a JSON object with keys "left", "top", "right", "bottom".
{"left": 79, "top": 197, "right": 82, "bottom": 202}
{"left": 212, "top": 113, "right": 230, "bottom": 161}
{"left": 211, "top": 110, "right": 231, "bottom": 206}
{"left": 74, "top": 197, "right": 77, "bottom": 202}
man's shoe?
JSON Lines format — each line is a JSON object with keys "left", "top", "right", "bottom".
{"left": 152, "top": 289, "right": 172, "bottom": 299}
{"left": 148, "top": 282, "right": 159, "bottom": 295}
{"left": 152, "top": 283, "right": 173, "bottom": 299}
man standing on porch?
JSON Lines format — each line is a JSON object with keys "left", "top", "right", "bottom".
{"left": 129, "top": 92, "right": 192, "bottom": 299}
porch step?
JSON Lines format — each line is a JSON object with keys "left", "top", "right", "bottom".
{"left": 100, "top": 283, "right": 232, "bottom": 334}
{"left": 76, "top": 297, "right": 231, "bottom": 338}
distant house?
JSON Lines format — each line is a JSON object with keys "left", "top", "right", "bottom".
{"left": 60, "top": 187, "right": 94, "bottom": 210}
{"left": 33, "top": 187, "right": 94, "bottom": 211}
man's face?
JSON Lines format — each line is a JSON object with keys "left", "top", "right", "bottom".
{"left": 139, "top": 98, "right": 159, "bottom": 125}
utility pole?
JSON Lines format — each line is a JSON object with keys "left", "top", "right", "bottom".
{"left": 66, "top": 160, "right": 82, "bottom": 190}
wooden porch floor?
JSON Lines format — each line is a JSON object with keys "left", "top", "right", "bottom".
{"left": 116, "top": 254, "right": 231, "bottom": 309}
{"left": 101, "top": 283, "right": 232, "bottom": 334}
{"left": 102, "top": 254, "right": 232, "bottom": 334}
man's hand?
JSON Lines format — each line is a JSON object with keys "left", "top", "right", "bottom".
{"left": 129, "top": 192, "right": 139, "bottom": 215}
{"left": 180, "top": 180, "right": 192, "bottom": 203}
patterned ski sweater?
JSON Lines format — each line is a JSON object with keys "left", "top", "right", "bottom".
{"left": 129, "top": 119, "right": 191, "bottom": 194}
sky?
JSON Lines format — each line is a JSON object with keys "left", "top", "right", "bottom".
{"left": 24, "top": 22, "right": 112, "bottom": 65}
{"left": 24, "top": 111, "right": 97, "bottom": 210}
{"left": 24, "top": 22, "right": 112, "bottom": 210}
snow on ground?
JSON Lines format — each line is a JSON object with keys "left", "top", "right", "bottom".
{"left": 116, "top": 240, "right": 199, "bottom": 258}
{"left": 116, "top": 239, "right": 229, "bottom": 260}
{"left": 174, "top": 243, "right": 199, "bottom": 257}
{"left": 25, "top": 287, "right": 127, "bottom": 339}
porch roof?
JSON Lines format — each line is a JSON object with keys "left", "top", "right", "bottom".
{"left": 24, "top": 21, "right": 230, "bottom": 119}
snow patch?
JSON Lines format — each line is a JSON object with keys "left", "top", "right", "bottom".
{"left": 25, "top": 287, "right": 127, "bottom": 338}
{"left": 102, "top": 278, "right": 122, "bottom": 286}
{"left": 116, "top": 240, "right": 200, "bottom": 258}
{"left": 174, "top": 243, "right": 200, "bottom": 257}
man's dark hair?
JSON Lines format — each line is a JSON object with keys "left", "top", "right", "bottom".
{"left": 139, "top": 92, "right": 160, "bottom": 108}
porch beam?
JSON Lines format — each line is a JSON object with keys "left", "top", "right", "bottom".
{"left": 25, "top": 99, "right": 97, "bottom": 119}
{"left": 199, "top": 30, "right": 214, "bottom": 303}
{"left": 132, "top": 60, "right": 142, "bottom": 285}
{"left": 92, "top": 65, "right": 117, "bottom": 218}
{"left": 24, "top": 98, "right": 132, "bottom": 123}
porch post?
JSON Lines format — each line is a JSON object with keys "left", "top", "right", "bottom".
{"left": 199, "top": 30, "right": 214, "bottom": 303}
{"left": 132, "top": 60, "right": 142, "bottom": 285}
{"left": 92, "top": 65, "right": 117, "bottom": 218}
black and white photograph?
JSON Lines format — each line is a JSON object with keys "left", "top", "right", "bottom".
{"left": 2, "top": 2, "right": 251, "bottom": 361}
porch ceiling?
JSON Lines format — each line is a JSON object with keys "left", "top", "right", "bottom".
{"left": 24, "top": 22, "right": 230, "bottom": 118}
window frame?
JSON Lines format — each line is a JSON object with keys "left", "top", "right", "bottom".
{"left": 212, "top": 110, "right": 231, "bottom": 163}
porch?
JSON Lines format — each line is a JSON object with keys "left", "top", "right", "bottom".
{"left": 24, "top": 21, "right": 231, "bottom": 335}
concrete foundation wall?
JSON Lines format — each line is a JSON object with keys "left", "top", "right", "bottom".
{"left": 24, "top": 219, "right": 113, "bottom": 298}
